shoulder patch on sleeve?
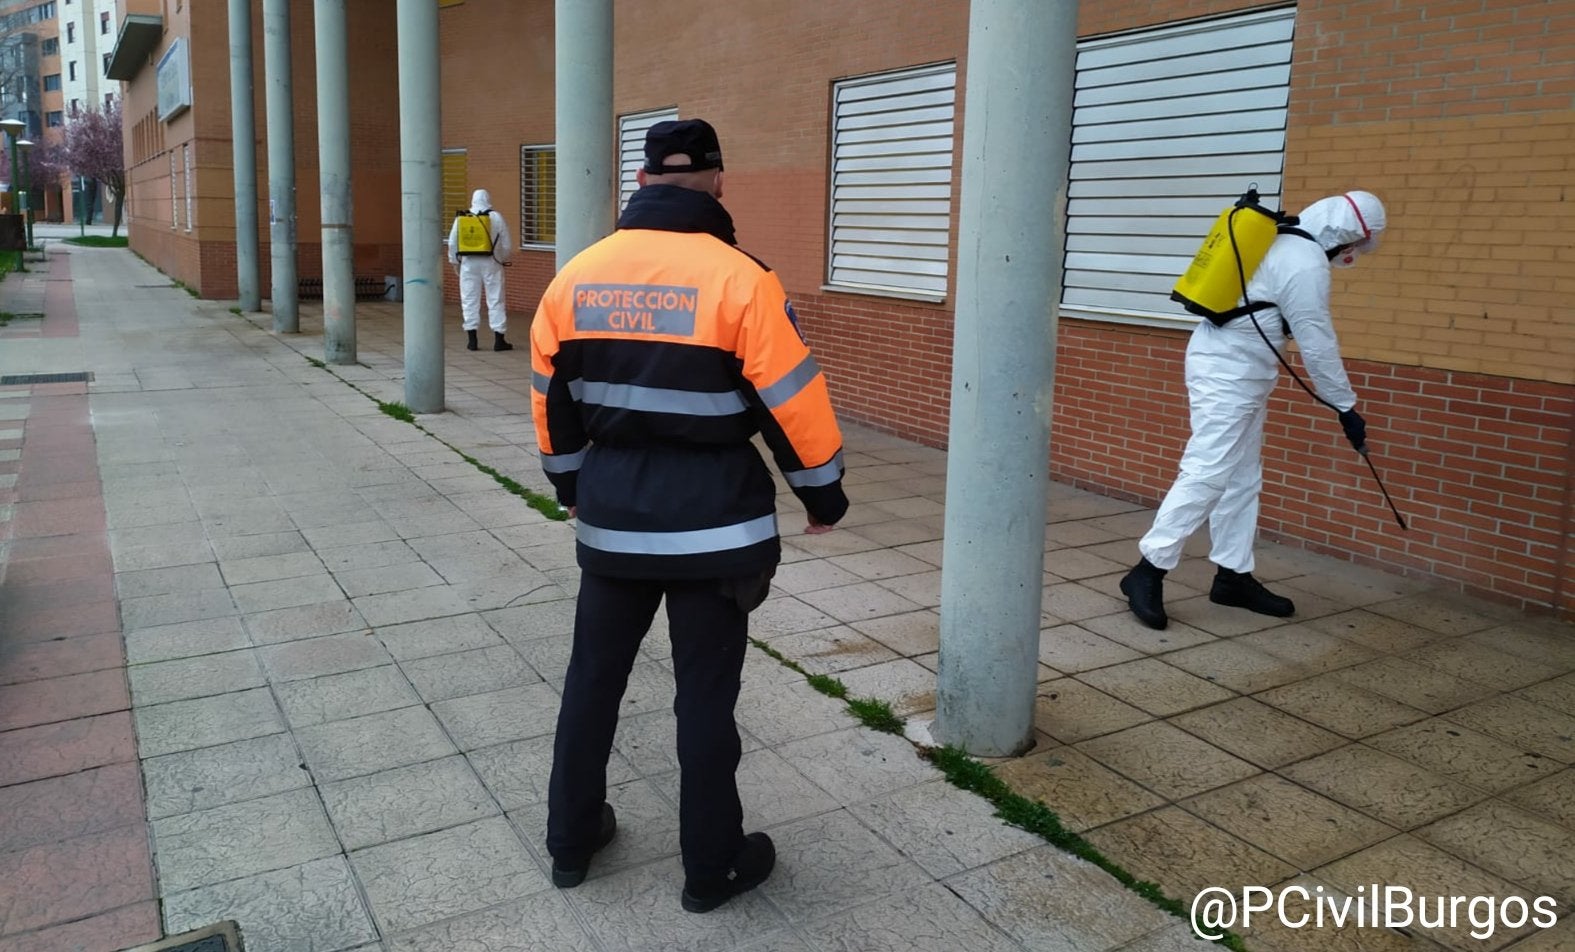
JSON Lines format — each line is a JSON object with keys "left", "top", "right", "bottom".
{"left": 784, "top": 299, "right": 806, "bottom": 344}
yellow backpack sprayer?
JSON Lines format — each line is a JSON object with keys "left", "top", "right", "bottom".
{"left": 1171, "top": 187, "right": 1409, "bottom": 529}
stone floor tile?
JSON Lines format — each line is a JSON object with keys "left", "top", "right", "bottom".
{"left": 374, "top": 612, "right": 507, "bottom": 661}
{"left": 119, "top": 589, "right": 238, "bottom": 631}
{"left": 1078, "top": 658, "right": 1236, "bottom": 717}
{"left": 1182, "top": 774, "right": 1396, "bottom": 869}
{"left": 1034, "top": 678, "right": 1154, "bottom": 744}
{"left": 123, "top": 617, "right": 250, "bottom": 665}
{"left": 771, "top": 558, "right": 862, "bottom": 594}
{"left": 1282, "top": 744, "right": 1488, "bottom": 829}
{"left": 1305, "top": 609, "right": 1452, "bottom": 653}
{"left": 850, "top": 778, "right": 1041, "bottom": 879}
{"left": 1367, "top": 717, "right": 1557, "bottom": 794}
{"left": 1504, "top": 769, "right": 1575, "bottom": 829}
{"left": 834, "top": 658, "right": 936, "bottom": 716}
{"left": 0, "top": 712, "right": 136, "bottom": 787}
{"left": 1240, "top": 874, "right": 1448, "bottom": 952}
{"left": 322, "top": 755, "right": 499, "bottom": 850}
{"left": 734, "top": 679, "right": 855, "bottom": 747}
{"left": 1235, "top": 623, "right": 1378, "bottom": 676}
{"left": 1445, "top": 696, "right": 1575, "bottom": 765}
{"left": 161, "top": 856, "right": 377, "bottom": 952}
{"left": 1170, "top": 697, "right": 1346, "bottom": 770}
{"left": 349, "top": 816, "right": 548, "bottom": 934}
{"left": 134, "top": 688, "right": 285, "bottom": 758}
{"left": 1041, "top": 582, "right": 1129, "bottom": 623}
{"left": 1078, "top": 721, "right": 1261, "bottom": 800}
{"left": 757, "top": 810, "right": 931, "bottom": 923}
{"left": 207, "top": 530, "right": 311, "bottom": 562}
{"left": 482, "top": 597, "right": 579, "bottom": 642}
{"left": 258, "top": 630, "right": 393, "bottom": 682}
{"left": 849, "top": 609, "right": 939, "bottom": 657}
{"left": 274, "top": 664, "right": 420, "bottom": 727}
{"left": 314, "top": 538, "right": 419, "bottom": 573}
{"left": 0, "top": 825, "right": 155, "bottom": 935}
{"left": 566, "top": 854, "right": 785, "bottom": 952}
{"left": 115, "top": 562, "right": 226, "bottom": 599}
{"left": 776, "top": 727, "right": 936, "bottom": 807}
{"left": 431, "top": 681, "right": 562, "bottom": 750}
{"left": 763, "top": 626, "right": 898, "bottom": 676}
{"left": 1403, "top": 639, "right": 1557, "bottom": 693}
{"left": 948, "top": 845, "right": 1173, "bottom": 951}
{"left": 469, "top": 734, "right": 636, "bottom": 810}
{"left": 1086, "top": 806, "right": 1297, "bottom": 900}
{"left": 383, "top": 891, "right": 593, "bottom": 952}
{"left": 398, "top": 644, "right": 542, "bottom": 702}
{"left": 1316, "top": 835, "right": 1545, "bottom": 951}
{"left": 798, "top": 581, "right": 922, "bottom": 625}
{"left": 1417, "top": 800, "right": 1575, "bottom": 904}
{"left": 217, "top": 550, "right": 326, "bottom": 586}
{"left": 802, "top": 881, "right": 1026, "bottom": 952}
{"left": 1366, "top": 594, "right": 1506, "bottom": 637}
{"left": 0, "top": 668, "right": 129, "bottom": 732}
{"left": 332, "top": 561, "right": 445, "bottom": 599}
{"left": 1111, "top": 922, "right": 1222, "bottom": 952}
{"left": 128, "top": 649, "right": 266, "bottom": 706}
{"left": 1518, "top": 674, "right": 1575, "bottom": 718}
{"left": 0, "top": 762, "right": 144, "bottom": 854}
{"left": 512, "top": 777, "right": 681, "bottom": 879}
{"left": 1167, "top": 597, "right": 1295, "bottom": 638}
{"left": 150, "top": 787, "right": 339, "bottom": 892}
{"left": 243, "top": 600, "right": 367, "bottom": 646}
{"left": 230, "top": 574, "right": 347, "bottom": 614}
{"left": 294, "top": 704, "right": 456, "bottom": 783}
{"left": 352, "top": 584, "right": 471, "bottom": 627}
{"left": 0, "top": 901, "right": 160, "bottom": 952}
{"left": 1471, "top": 624, "right": 1575, "bottom": 672}
{"left": 992, "top": 746, "right": 1164, "bottom": 832}
{"left": 1038, "top": 624, "right": 1144, "bottom": 673}
{"left": 1256, "top": 674, "right": 1431, "bottom": 739}
{"left": 1163, "top": 639, "right": 1312, "bottom": 694}
{"left": 751, "top": 596, "right": 841, "bottom": 637}
{"left": 1335, "top": 657, "right": 1501, "bottom": 716}
{"left": 141, "top": 733, "right": 309, "bottom": 820}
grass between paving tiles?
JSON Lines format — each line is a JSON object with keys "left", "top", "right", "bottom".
{"left": 63, "top": 235, "right": 129, "bottom": 248}
{"left": 753, "top": 634, "right": 1247, "bottom": 950}
{"left": 292, "top": 353, "right": 569, "bottom": 521}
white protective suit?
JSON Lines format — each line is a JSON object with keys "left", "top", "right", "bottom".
{"left": 447, "top": 189, "right": 514, "bottom": 333}
{"left": 1138, "top": 191, "right": 1386, "bottom": 573}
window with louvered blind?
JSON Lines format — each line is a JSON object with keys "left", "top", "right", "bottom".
{"left": 618, "top": 107, "right": 678, "bottom": 213}
{"left": 826, "top": 62, "right": 956, "bottom": 302}
{"left": 441, "top": 148, "right": 469, "bottom": 226}
{"left": 1062, "top": 6, "right": 1295, "bottom": 324}
{"left": 520, "top": 144, "right": 556, "bottom": 248}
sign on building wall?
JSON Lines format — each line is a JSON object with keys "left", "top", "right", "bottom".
{"left": 156, "top": 38, "right": 192, "bottom": 121}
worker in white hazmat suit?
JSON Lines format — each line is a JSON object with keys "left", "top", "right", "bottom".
{"left": 447, "top": 188, "right": 515, "bottom": 351}
{"left": 1121, "top": 190, "right": 1386, "bottom": 630}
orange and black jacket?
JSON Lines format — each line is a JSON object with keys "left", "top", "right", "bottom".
{"left": 530, "top": 185, "right": 849, "bottom": 580}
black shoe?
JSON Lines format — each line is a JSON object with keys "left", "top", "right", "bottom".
{"left": 1119, "top": 557, "right": 1169, "bottom": 630}
{"left": 1210, "top": 567, "right": 1295, "bottom": 617}
{"left": 493, "top": 332, "right": 514, "bottom": 352}
{"left": 681, "top": 832, "right": 775, "bottom": 913}
{"left": 550, "top": 802, "right": 616, "bottom": 888}
{"left": 466, "top": 329, "right": 478, "bottom": 351}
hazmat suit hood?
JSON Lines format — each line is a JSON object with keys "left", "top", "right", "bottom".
{"left": 1295, "top": 191, "right": 1386, "bottom": 267}
{"left": 470, "top": 189, "right": 493, "bottom": 214}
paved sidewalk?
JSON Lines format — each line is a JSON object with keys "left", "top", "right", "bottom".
{"left": 2, "top": 245, "right": 1572, "bottom": 952}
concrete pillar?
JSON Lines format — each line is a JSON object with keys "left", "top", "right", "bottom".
{"left": 227, "top": 0, "right": 261, "bottom": 312}
{"left": 262, "top": 0, "right": 297, "bottom": 333}
{"left": 934, "top": 0, "right": 1079, "bottom": 757}
{"left": 554, "top": 0, "right": 614, "bottom": 268}
{"left": 397, "top": 0, "right": 443, "bottom": 413}
{"left": 315, "top": 0, "right": 355, "bottom": 364}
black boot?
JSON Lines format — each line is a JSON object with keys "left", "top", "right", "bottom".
{"left": 1210, "top": 567, "right": 1295, "bottom": 617}
{"left": 682, "top": 832, "right": 776, "bottom": 913}
{"left": 466, "top": 329, "right": 478, "bottom": 351}
{"left": 1119, "top": 557, "right": 1168, "bottom": 630}
{"left": 550, "top": 802, "right": 617, "bottom": 888}
{"left": 493, "top": 331, "right": 514, "bottom": 352}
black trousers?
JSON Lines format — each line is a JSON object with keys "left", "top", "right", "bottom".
{"left": 546, "top": 570, "right": 770, "bottom": 881}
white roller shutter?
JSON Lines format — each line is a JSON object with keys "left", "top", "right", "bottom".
{"left": 1062, "top": 7, "right": 1295, "bottom": 322}
{"left": 618, "top": 107, "right": 678, "bottom": 213}
{"left": 827, "top": 62, "right": 956, "bottom": 300}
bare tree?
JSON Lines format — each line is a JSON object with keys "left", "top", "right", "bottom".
{"left": 62, "top": 94, "right": 123, "bottom": 235}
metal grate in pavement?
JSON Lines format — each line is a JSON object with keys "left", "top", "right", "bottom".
{"left": 120, "top": 921, "right": 244, "bottom": 952}
{"left": 0, "top": 372, "right": 94, "bottom": 384}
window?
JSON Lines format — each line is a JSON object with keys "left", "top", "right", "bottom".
{"left": 104, "top": 92, "right": 112, "bottom": 108}
{"left": 41, "top": 37, "right": 57, "bottom": 56}
{"left": 169, "top": 150, "right": 177, "bottom": 230}
{"left": 70, "top": 98, "right": 80, "bottom": 113}
{"left": 1061, "top": 7, "right": 1294, "bottom": 323}
{"left": 68, "top": 60, "right": 76, "bottom": 81}
{"left": 65, "top": 21, "right": 74, "bottom": 42}
{"left": 102, "top": 52, "right": 110, "bottom": 73}
{"left": 519, "top": 144, "right": 555, "bottom": 247}
{"left": 826, "top": 62, "right": 956, "bottom": 300}
{"left": 99, "top": 10, "right": 108, "bottom": 33}
{"left": 184, "top": 143, "right": 193, "bottom": 231}
{"left": 46, "top": 110, "right": 62, "bottom": 127}
{"left": 440, "top": 148, "right": 467, "bottom": 228}
{"left": 43, "top": 73, "right": 61, "bottom": 91}
{"left": 617, "top": 106, "right": 676, "bottom": 212}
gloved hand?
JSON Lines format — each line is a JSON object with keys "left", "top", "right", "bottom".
{"left": 1338, "top": 408, "right": 1367, "bottom": 452}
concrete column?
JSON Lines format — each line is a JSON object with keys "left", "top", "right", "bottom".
{"left": 934, "top": 0, "right": 1079, "bottom": 757}
{"left": 315, "top": 0, "right": 355, "bottom": 364}
{"left": 262, "top": 0, "right": 297, "bottom": 333}
{"left": 397, "top": 0, "right": 443, "bottom": 413}
{"left": 554, "top": 0, "right": 614, "bottom": 268}
{"left": 227, "top": 0, "right": 261, "bottom": 312}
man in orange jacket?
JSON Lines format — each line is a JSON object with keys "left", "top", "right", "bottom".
{"left": 531, "top": 118, "right": 850, "bottom": 912}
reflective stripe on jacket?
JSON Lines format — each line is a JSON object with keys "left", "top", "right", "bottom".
{"left": 530, "top": 185, "right": 849, "bottom": 580}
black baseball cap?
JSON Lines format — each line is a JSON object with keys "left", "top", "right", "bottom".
{"left": 643, "top": 118, "right": 724, "bottom": 174}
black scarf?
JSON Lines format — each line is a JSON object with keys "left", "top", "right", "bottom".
{"left": 617, "top": 185, "right": 737, "bottom": 246}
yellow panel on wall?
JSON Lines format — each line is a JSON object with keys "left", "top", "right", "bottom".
{"left": 441, "top": 149, "right": 468, "bottom": 228}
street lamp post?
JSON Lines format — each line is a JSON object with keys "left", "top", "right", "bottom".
{"left": 17, "top": 138, "right": 33, "bottom": 249}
